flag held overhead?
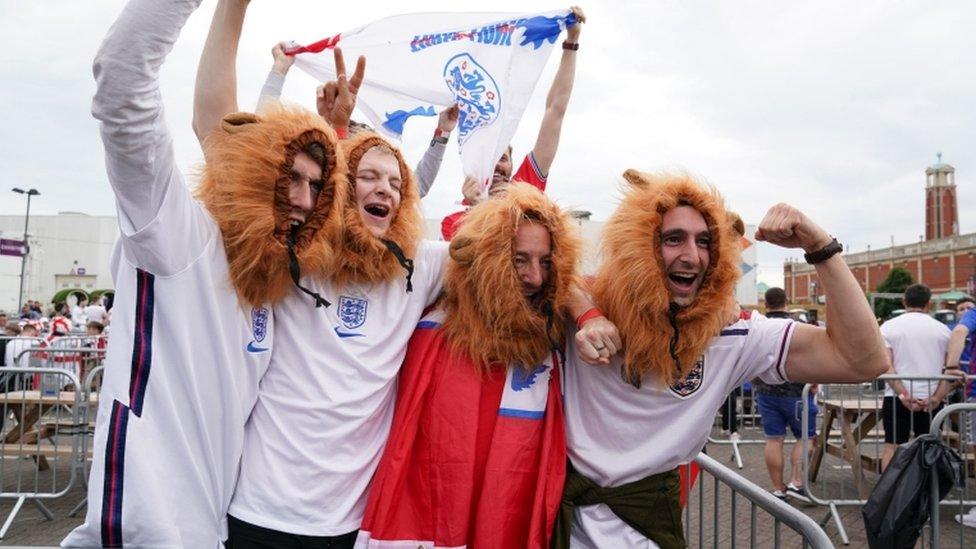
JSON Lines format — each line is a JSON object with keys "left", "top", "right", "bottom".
{"left": 290, "top": 10, "right": 574, "bottom": 184}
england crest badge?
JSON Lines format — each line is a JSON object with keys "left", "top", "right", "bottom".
{"left": 443, "top": 53, "right": 501, "bottom": 145}
{"left": 246, "top": 307, "right": 270, "bottom": 353}
{"left": 251, "top": 308, "right": 269, "bottom": 343}
{"left": 669, "top": 355, "right": 705, "bottom": 399}
{"left": 338, "top": 296, "right": 369, "bottom": 330}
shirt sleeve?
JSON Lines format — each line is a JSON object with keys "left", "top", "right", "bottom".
{"left": 256, "top": 70, "right": 286, "bottom": 114}
{"left": 511, "top": 152, "right": 547, "bottom": 191}
{"left": 414, "top": 140, "right": 448, "bottom": 198}
{"left": 737, "top": 316, "right": 797, "bottom": 385}
{"left": 419, "top": 240, "right": 450, "bottom": 307}
{"left": 961, "top": 310, "right": 976, "bottom": 333}
{"left": 92, "top": 0, "right": 213, "bottom": 275}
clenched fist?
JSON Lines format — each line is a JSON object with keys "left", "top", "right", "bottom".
{"left": 755, "top": 203, "right": 833, "bottom": 254}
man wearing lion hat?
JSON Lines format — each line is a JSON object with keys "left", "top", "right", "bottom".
{"left": 64, "top": 0, "right": 347, "bottom": 547}
{"left": 555, "top": 170, "right": 890, "bottom": 548}
{"left": 356, "top": 183, "right": 582, "bottom": 548}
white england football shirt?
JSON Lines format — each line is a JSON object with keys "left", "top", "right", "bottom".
{"left": 562, "top": 315, "right": 795, "bottom": 548}
{"left": 63, "top": 1, "right": 271, "bottom": 546}
{"left": 229, "top": 240, "right": 448, "bottom": 536}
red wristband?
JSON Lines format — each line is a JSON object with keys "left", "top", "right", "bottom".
{"left": 335, "top": 126, "right": 349, "bottom": 139}
{"left": 575, "top": 307, "right": 604, "bottom": 329}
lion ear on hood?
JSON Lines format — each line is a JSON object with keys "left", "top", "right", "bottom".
{"left": 449, "top": 236, "right": 476, "bottom": 265}
{"left": 727, "top": 211, "right": 746, "bottom": 237}
{"left": 220, "top": 112, "right": 262, "bottom": 134}
{"left": 622, "top": 169, "right": 653, "bottom": 189}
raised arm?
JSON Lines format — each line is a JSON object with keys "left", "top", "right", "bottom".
{"left": 93, "top": 0, "right": 204, "bottom": 233}
{"left": 755, "top": 204, "right": 890, "bottom": 383}
{"left": 415, "top": 105, "right": 459, "bottom": 198}
{"left": 192, "top": 0, "right": 249, "bottom": 146}
{"left": 529, "top": 6, "right": 585, "bottom": 176}
{"left": 256, "top": 42, "right": 296, "bottom": 113}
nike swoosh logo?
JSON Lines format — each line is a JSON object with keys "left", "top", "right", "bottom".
{"left": 334, "top": 326, "right": 365, "bottom": 339}
{"left": 246, "top": 341, "right": 269, "bottom": 353}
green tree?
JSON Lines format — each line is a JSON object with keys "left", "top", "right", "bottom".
{"left": 873, "top": 267, "right": 914, "bottom": 319}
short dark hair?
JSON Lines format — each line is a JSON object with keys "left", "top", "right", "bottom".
{"left": 956, "top": 297, "right": 975, "bottom": 310}
{"left": 349, "top": 120, "right": 375, "bottom": 135}
{"left": 765, "top": 287, "right": 787, "bottom": 310}
{"left": 903, "top": 284, "right": 931, "bottom": 308}
{"left": 302, "top": 142, "right": 326, "bottom": 165}
{"left": 86, "top": 321, "right": 105, "bottom": 334}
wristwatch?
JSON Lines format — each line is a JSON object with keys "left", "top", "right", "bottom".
{"left": 431, "top": 128, "right": 449, "bottom": 146}
{"left": 803, "top": 238, "right": 842, "bottom": 264}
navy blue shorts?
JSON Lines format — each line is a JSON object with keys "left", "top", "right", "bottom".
{"left": 757, "top": 394, "right": 817, "bottom": 438}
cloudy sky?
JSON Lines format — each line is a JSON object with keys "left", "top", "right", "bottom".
{"left": 2, "top": 0, "right": 974, "bottom": 286}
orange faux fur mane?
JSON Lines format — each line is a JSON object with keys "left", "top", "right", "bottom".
{"left": 330, "top": 132, "right": 425, "bottom": 289}
{"left": 442, "top": 183, "right": 582, "bottom": 371}
{"left": 594, "top": 170, "right": 741, "bottom": 386}
{"left": 196, "top": 106, "right": 347, "bottom": 307}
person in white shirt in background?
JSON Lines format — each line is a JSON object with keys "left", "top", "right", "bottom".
{"left": 83, "top": 296, "right": 108, "bottom": 326}
{"left": 4, "top": 321, "right": 40, "bottom": 371}
{"left": 879, "top": 283, "right": 953, "bottom": 470}
{"left": 70, "top": 296, "right": 88, "bottom": 329}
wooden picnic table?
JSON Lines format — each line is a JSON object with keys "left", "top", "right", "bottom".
{"left": 0, "top": 390, "right": 97, "bottom": 469}
{"left": 808, "top": 398, "right": 884, "bottom": 498}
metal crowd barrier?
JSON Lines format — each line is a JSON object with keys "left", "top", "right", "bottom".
{"left": 683, "top": 452, "right": 833, "bottom": 548}
{"left": 68, "top": 364, "right": 104, "bottom": 518}
{"left": 0, "top": 348, "right": 104, "bottom": 539}
{"left": 0, "top": 336, "right": 45, "bottom": 370}
{"left": 709, "top": 381, "right": 814, "bottom": 470}
{"left": 1, "top": 335, "right": 107, "bottom": 384}
{"left": 708, "top": 382, "right": 770, "bottom": 469}
{"left": 929, "top": 403, "right": 976, "bottom": 549}
{"left": 799, "top": 373, "right": 973, "bottom": 545}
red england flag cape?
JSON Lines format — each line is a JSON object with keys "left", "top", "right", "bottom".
{"left": 357, "top": 309, "right": 566, "bottom": 548}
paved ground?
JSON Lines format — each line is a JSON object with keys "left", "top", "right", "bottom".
{"left": 2, "top": 424, "right": 975, "bottom": 547}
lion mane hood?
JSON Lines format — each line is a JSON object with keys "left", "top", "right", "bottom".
{"left": 594, "top": 170, "right": 741, "bottom": 387}
{"left": 195, "top": 105, "right": 347, "bottom": 308}
{"left": 332, "top": 131, "right": 425, "bottom": 289}
{"left": 442, "top": 183, "right": 582, "bottom": 371}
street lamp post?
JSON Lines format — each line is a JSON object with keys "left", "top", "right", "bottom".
{"left": 12, "top": 187, "right": 40, "bottom": 312}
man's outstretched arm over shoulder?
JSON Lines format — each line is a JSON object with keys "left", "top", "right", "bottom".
{"left": 755, "top": 204, "right": 890, "bottom": 383}
{"left": 93, "top": 0, "right": 204, "bottom": 234}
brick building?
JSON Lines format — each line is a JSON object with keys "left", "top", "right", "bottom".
{"left": 784, "top": 156, "right": 975, "bottom": 305}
